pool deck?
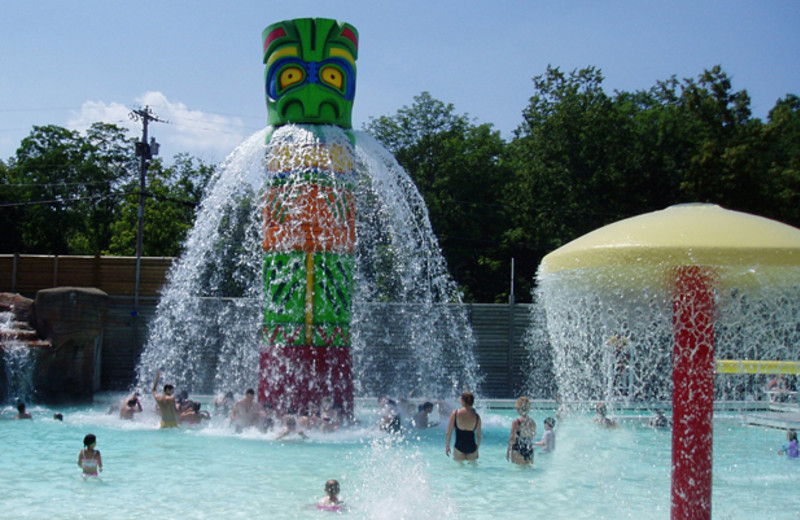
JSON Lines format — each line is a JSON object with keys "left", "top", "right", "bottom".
{"left": 741, "top": 403, "right": 800, "bottom": 430}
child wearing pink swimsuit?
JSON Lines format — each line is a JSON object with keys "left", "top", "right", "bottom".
{"left": 78, "top": 433, "right": 103, "bottom": 477}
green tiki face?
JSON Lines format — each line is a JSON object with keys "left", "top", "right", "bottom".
{"left": 263, "top": 18, "right": 359, "bottom": 128}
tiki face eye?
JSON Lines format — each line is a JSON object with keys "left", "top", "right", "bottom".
{"left": 320, "top": 65, "right": 344, "bottom": 91}
{"left": 279, "top": 66, "right": 305, "bottom": 90}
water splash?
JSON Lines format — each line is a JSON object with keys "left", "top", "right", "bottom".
{"left": 134, "top": 126, "right": 480, "bottom": 400}
{"left": 1, "top": 311, "right": 36, "bottom": 404}
{"left": 528, "top": 264, "right": 800, "bottom": 407}
{"left": 349, "top": 436, "right": 458, "bottom": 519}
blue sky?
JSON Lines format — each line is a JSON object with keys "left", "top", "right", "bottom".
{"left": 1, "top": 0, "right": 798, "bottom": 165}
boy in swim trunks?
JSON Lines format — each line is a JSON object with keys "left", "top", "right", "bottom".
{"left": 231, "top": 388, "right": 260, "bottom": 431}
{"left": 152, "top": 370, "right": 179, "bottom": 428}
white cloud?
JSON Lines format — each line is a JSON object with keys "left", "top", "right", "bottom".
{"left": 67, "top": 91, "right": 250, "bottom": 164}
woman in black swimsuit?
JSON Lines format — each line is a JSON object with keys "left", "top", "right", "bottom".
{"left": 445, "top": 392, "right": 481, "bottom": 461}
{"left": 507, "top": 396, "right": 536, "bottom": 465}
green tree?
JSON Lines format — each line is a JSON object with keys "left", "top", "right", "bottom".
{"left": 503, "top": 65, "right": 786, "bottom": 299}
{"left": 504, "top": 66, "right": 630, "bottom": 298}
{"left": 762, "top": 94, "right": 800, "bottom": 226}
{"left": 0, "top": 158, "right": 19, "bottom": 252}
{"left": 2, "top": 124, "right": 136, "bottom": 254}
{"left": 677, "top": 65, "right": 767, "bottom": 212}
{"left": 2, "top": 124, "right": 214, "bottom": 257}
{"left": 107, "top": 154, "right": 215, "bottom": 256}
{"left": 365, "top": 92, "right": 511, "bottom": 302}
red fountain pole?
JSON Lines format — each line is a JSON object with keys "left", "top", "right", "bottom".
{"left": 671, "top": 266, "right": 715, "bottom": 520}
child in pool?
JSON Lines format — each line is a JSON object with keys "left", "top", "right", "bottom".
{"left": 535, "top": 416, "right": 556, "bottom": 453}
{"left": 317, "top": 479, "right": 345, "bottom": 512}
{"left": 777, "top": 429, "right": 799, "bottom": 458}
{"left": 78, "top": 433, "right": 103, "bottom": 477}
{"left": 275, "top": 413, "right": 309, "bottom": 440}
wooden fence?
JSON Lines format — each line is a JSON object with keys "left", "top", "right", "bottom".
{"left": 0, "top": 255, "right": 537, "bottom": 398}
{"left": 0, "top": 254, "right": 174, "bottom": 297}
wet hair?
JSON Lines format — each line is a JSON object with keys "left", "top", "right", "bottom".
{"left": 789, "top": 429, "right": 798, "bottom": 442}
{"left": 516, "top": 396, "right": 531, "bottom": 414}
{"left": 461, "top": 392, "right": 475, "bottom": 407}
{"left": 419, "top": 402, "right": 434, "bottom": 412}
{"left": 544, "top": 417, "right": 555, "bottom": 428}
{"left": 53, "top": 413, "right": 63, "bottom": 421}
{"left": 83, "top": 434, "right": 96, "bottom": 448}
{"left": 127, "top": 398, "right": 138, "bottom": 407}
{"left": 325, "top": 479, "right": 340, "bottom": 495}
{"left": 164, "top": 384, "right": 174, "bottom": 392}
{"left": 245, "top": 388, "right": 255, "bottom": 396}
{"left": 225, "top": 391, "right": 234, "bottom": 399}
{"left": 192, "top": 402, "right": 201, "bottom": 413}
{"left": 16, "top": 401, "right": 26, "bottom": 413}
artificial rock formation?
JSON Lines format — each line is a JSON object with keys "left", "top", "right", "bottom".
{"left": 0, "top": 287, "right": 108, "bottom": 402}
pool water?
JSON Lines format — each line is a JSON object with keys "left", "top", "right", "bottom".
{"left": 2, "top": 401, "right": 798, "bottom": 519}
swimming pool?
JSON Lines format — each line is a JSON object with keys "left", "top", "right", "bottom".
{"left": 2, "top": 399, "right": 798, "bottom": 519}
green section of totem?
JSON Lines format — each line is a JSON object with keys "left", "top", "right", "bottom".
{"left": 263, "top": 18, "right": 358, "bottom": 129}
{"left": 313, "top": 252, "right": 353, "bottom": 322}
{"left": 262, "top": 251, "right": 353, "bottom": 325}
{"left": 262, "top": 251, "right": 306, "bottom": 323}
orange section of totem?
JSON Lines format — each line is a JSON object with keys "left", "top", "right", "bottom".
{"left": 262, "top": 183, "right": 355, "bottom": 253}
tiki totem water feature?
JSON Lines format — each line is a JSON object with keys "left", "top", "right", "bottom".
{"left": 259, "top": 18, "right": 359, "bottom": 415}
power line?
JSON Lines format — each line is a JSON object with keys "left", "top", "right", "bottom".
{"left": 0, "top": 191, "right": 134, "bottom": 208}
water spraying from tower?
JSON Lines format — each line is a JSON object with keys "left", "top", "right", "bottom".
{"left": 134, "top": 18, "right": 480, "bottom": 408}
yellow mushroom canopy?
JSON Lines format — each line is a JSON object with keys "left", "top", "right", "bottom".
{"left": 539, "top": 204, "right": 800, "bottom": 276}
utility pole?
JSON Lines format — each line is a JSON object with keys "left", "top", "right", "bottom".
{"left": 128, "top": 105, "right": 164, "bottom": 317}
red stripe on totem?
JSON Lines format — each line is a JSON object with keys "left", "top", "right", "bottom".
{"left": 340, "top": 27, "right": 358, "bottom": 51}
{"left": 264, "top": 27, "right": 287, "bottom": 53}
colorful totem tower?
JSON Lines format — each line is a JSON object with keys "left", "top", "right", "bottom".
{"left": 259, "top": 18, "right": 359, "bottom": 416}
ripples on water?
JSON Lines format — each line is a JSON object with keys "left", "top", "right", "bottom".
{"left": 1, "top": 401, "right": 798, "bottom": 519}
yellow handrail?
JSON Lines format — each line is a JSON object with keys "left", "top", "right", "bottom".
{"left": 715, "top": 359, "right": 800, "bottom": 375}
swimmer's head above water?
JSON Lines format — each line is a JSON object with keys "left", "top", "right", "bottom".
{"left": 325, "top": 479, "right": 340, "bottom": 497}
{"left": 83, "top": 433, "right": 97, "bottom": 448}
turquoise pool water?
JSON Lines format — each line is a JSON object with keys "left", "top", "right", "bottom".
{"left": 2, "top": 400, "right": 798, "bottom": 519}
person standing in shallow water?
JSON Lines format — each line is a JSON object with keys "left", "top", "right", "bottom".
{"left": 152, "top": 370, "right": 179, "bottom": 428}
{"left": 507, "top": 396, "right": 536, "bottom": 465}
{"left": 778, "top": 429, "right": 799, "bottom": 458}
{"left": 445, "top": 392, "right": 481, "bottom": 461}
{"left": 14, "top": 401, "right": 32, "bottom": 419}
{"left": 231, "top": 388, "right": 260, "bottom": 431}
{"left": 78, "top": 433, "right": 103, "bottom": 477}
